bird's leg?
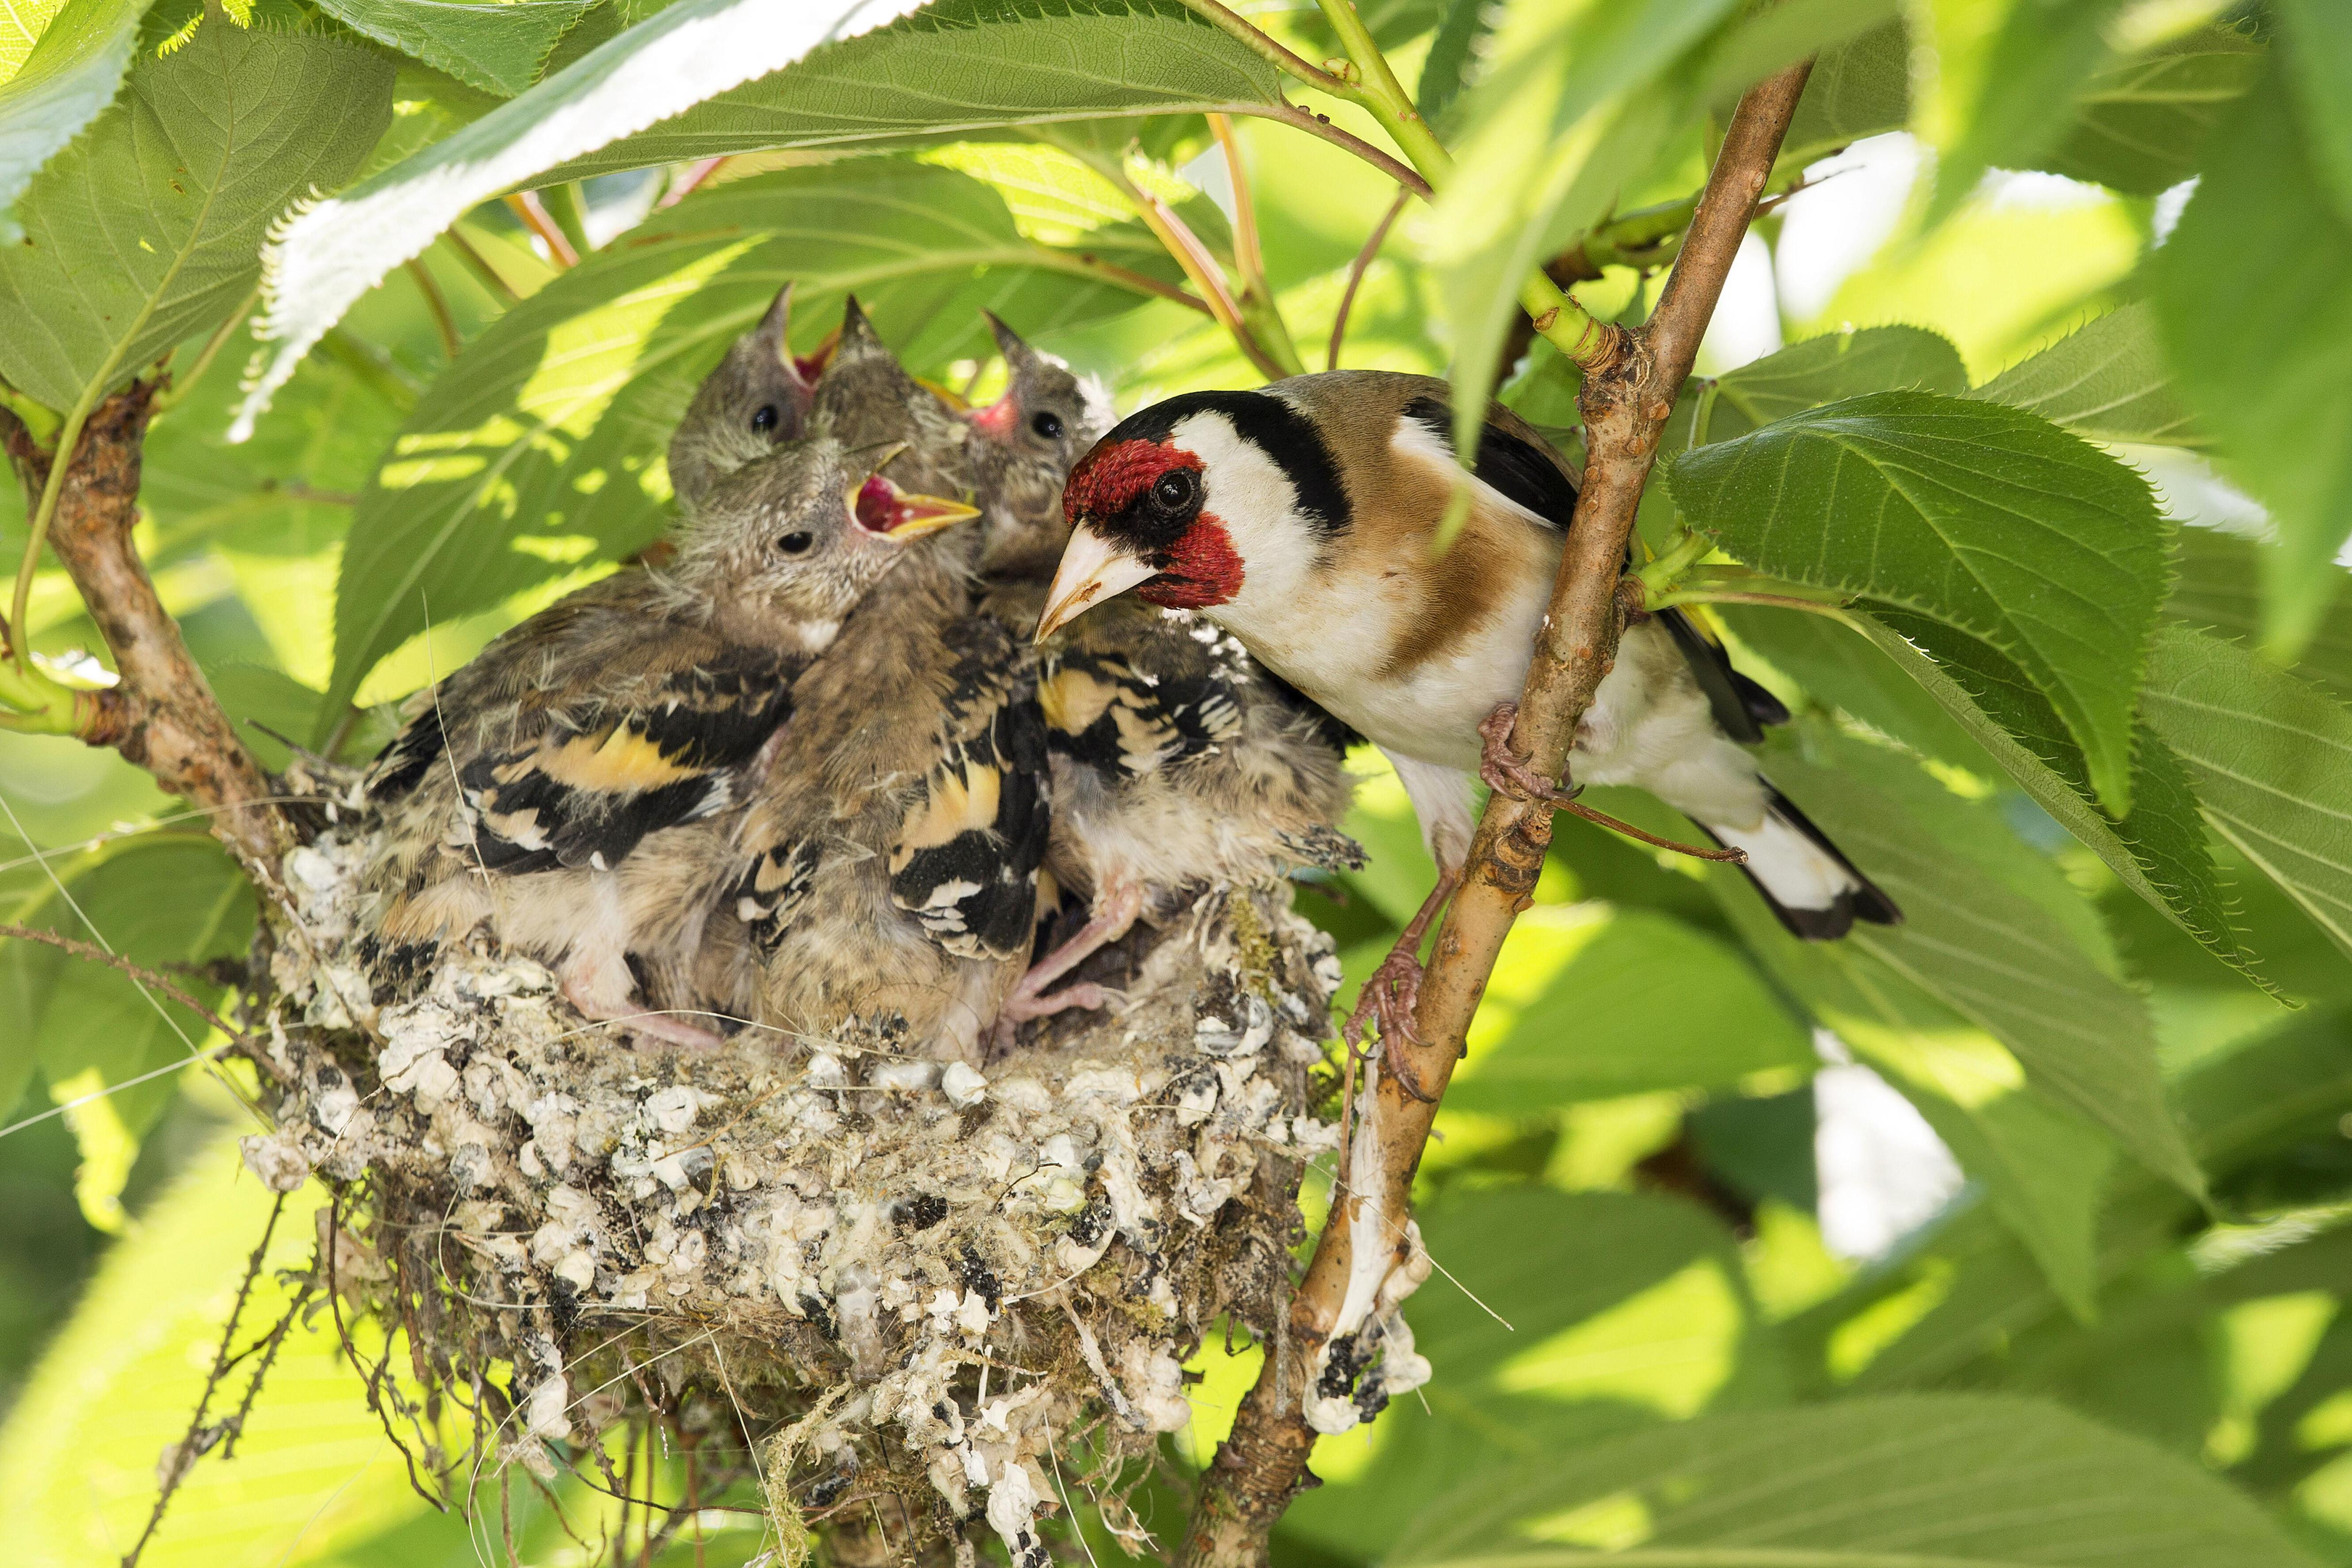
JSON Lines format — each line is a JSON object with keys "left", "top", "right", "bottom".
{"left": 992, "top": 881, "right": 1147, "bottom": 1047}
{"left": 1477, "top": 701, "right": 1580, "bottom": 805}
{"left": 559, "top": 956, "right": 723, "bottom": 1050}
{"left": 1342, "top": 863, "right": 1463, "bottom": 1104}
{"left": 1477, "top": 702, "right": 1747, "bottom": 865}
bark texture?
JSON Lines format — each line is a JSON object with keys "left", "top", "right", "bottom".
{"left": 2, "top": 383, "right": 291, "bottom": 871}
{"left": 1177, "top": 61, "right": 1816, "bottom": 1568}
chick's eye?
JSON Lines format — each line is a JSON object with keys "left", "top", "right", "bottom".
{"left": 776, "top": 530, "right": 814, "bottom": 556}
{"left": 751, "top": 404, "right": 780, "bottom": 434}
{"left": 1029, "top": 409, "right": 1063, "bottom": 440}
{"left": 1151, "top": 470, "right": 1196, "bottom": 512}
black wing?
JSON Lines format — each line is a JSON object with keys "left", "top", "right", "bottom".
{"left": 1402, "top": 393, "right": 1580, "bottom": 528}
{"left": 886, "top": 619, "right": 1054, "bottom": 960}
{"left": 459, "top": 648, "right": 796, "bottom": 875}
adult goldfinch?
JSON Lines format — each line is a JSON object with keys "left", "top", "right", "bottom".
{"left": 704, "top": 303, "right": 1053, "bottom": 1064}
{"left": 961, "top": 319, "right": 1361, "bottom": 1039}
{"left": 362, "top": 438, "right": 976, "bottom": 1048}
{"left": 666, "top": 282, "right": 834, "bottom": 509}
{"left": 1037, "top": 371, "right": 1897, "bottom": 1057}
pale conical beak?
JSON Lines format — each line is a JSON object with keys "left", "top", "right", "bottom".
{"left": 1036, "top": 525, "right": 1159, "bottom": 640}
{"left": 851, "top": 474, "right": 980, "bottom": 540}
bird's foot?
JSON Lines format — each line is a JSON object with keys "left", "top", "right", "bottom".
{"left": 560, "top": 968, "right": 723, "bottom": 1050}
{"left": 1477, "top": 702, "right": 1580, "bottom": 806}
{"left": 1342, "top": 947, "right": 1436, "bottom": 1103}
{"left": 989, "top": 979, "right": 1113, "bottom": 1054}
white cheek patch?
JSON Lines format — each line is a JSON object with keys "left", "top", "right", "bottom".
{"left": 1172, "top": 411, "right": 1324, "bottom": 603}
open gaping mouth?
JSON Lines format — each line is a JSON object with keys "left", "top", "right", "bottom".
{"left": 850, "top": 473, "right": 979, "bottom": 539}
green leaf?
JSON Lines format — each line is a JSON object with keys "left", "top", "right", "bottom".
{"left": 2276, "top": 0, "right": 2352, "bottom": 225}
{"left": 1387, "top": 1395, "right": 2318, "bottom": 1568}
{"left": 1762, "top": 730, "right": 2203, "bottom": 1198}
{"left": 1429, "top": 0, "right": 1733, "bottom": 468}
{"left": 1830, "top": 609, "right": 2260, "bottom": 990}
{"left": 1705, "top": 733, "right": 2141, "bottom": 1304}
{"left": 1638, "top": 325, "right": 1967, "bottom": 545}
{"left": 238, "top": 0, "right": 1281, "bottom": 430}
{"left": 1444, "top": 907, "right": 1811, "bottom": 1113}
{"left": 1780, "top": 15, "right": 1908, "bottom": 164}
{"left": 2153, "top": 58, "right": 2352, "bottom": 658}
{"left": 0, "top": 19, "right": 390, "bottom": 411}
{"left": 30, "top": 839, "right": 251, "bottom": 1140}
{"left": 1283, "top": 1187, "right": 1785, "bottom": 1562}
{"left": 1720, "top": 601, "right": 1993, "bottom": 766}
{"left": 1669, "top": 391, "right": 2171, "bottom": 814}
{"left": 1723, "top": 852, "right": 2113, "bottom": 1315}
{"left": 1697, "top": 323, "right": 1967, "bottom": 444}
{"left": 1972, "top": 301, "right": 2202, "bottom": 449}
{"left": 541, "top": 0, "right": 1284, "bottom": 183}
{"left": 1414, "top": 0, "right": 1491, "bottom": 130}
{"left": 0, "top": 1140, "right": 435, "bottom": 1562}
{"left": 2045, "top": 20, "right": 2262, "bottom": 196}
{"left": 2140, "top": 624, "right": 2352, "bottom": 968}
{"left": 1695, "top": 0, "right": 1900, "bottom": 128}
{"left": 1929, "top": 0, "right": 2123, "bottom": 226}
{"left": 314, "top": 0, "right": 594, "bottom": 97}
{"left": 319, "top": 160, "right": 1168, "bottom": 724}
{"left": 0, "top": 0, "right": 150, "bottom": 249}
{"left": 2165, "top": 526, "right": 2352, "bottom": 705}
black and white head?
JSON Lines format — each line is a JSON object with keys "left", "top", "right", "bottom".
{"left": 666, "top": 283, "right": 833, "bottom": 510}
{"left": 669, "top": 438, "right": 978, "bottom": 638}
{"left": 1035, "top": 388, "right": 1349, "bottom": 640}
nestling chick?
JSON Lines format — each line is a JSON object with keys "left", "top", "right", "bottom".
{"left": 963, "top": 317, "right": 1360, "bottom": 1039}
{"left": 964, "top": 311, "right": 1115, "bottom": 592}
{"left": 666, "top": 282, "right": 834, "bottom": 509}
{"left": 1040, "top": 371, "right": 1896, "bottom": 1073}
{"left": 707, "top": 301, "right": 1053, "bottom": 1063}
{"left": 362, "top": 438, "right": 977, "bottom": 1048}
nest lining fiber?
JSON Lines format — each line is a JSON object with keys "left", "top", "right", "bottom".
{"left": 233, "top": 783, "right": 1428, "bottom": 1560}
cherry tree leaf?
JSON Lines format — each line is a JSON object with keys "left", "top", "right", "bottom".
{"left": 1669, "top": 391, "right": 2171, "bottom": 814}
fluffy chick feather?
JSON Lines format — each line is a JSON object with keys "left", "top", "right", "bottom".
{"left": 362, "top": 436, "right": 968, "bottom": 1047}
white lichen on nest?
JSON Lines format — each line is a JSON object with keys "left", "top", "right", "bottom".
{"left": 240, "top": 810, "right": 1398, "bottom": 1561}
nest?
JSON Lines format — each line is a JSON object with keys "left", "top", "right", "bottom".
{"left": 234, "top": 775, "right": 1364, "bottom": 1561}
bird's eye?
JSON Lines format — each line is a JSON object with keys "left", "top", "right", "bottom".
{"left": 1030, "top": 409, "right": 1064, "bottom": 440}
{"left": 1151, "top": 470, "right": 1197, "bottom": 512}
{"left": 751, "top": 404, "right": 780, "bottom": 435}
{"left": 776, "top": 530, "right": 814, "bottom": 556}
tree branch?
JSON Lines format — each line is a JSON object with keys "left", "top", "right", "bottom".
{"left": 0, "top": 385, "right": 294, "bottom": 872}
{"left": 0, "top": 922, "right": 250, "bottom": 1042}
{"left": 1176, "top": 60, "right": 1816, "bottom": 1568}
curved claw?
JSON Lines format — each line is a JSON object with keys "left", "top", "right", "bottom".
{"left": 1477, "top": 701, "right": 1580, "bottom": 806}
{"left": 1343, "top": 947, "right": 1437, "bottom": 1103}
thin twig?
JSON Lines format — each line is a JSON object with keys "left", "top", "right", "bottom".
{"left": 1123, "top": 173, "right": 1289, "bottom": 382}
{"left": 1056, "top": 250, "right": 1214, "bottom": 314}
{"left": 220, "top": 1281, "right": 317, "bottom": 1458}
{"left": 660, "top": 156, "right": 731, "bottom": 209}
{"left": 0, "top": 923, "right": 249, "bottom": 1041}
{"left": 1209, "top": 114, "right": 1272, "bottom": 308}
{"left": 1244, "top": 100, "right": 1432, "bottom": 199}
{"left": 405, "top": 257, "right": 462, "bottom": 362}
{"left": 440, "top": 228, "right": 521, "bottom": 304}
{"left": 1558, "top": 798, "right": 1747, "bottom": 862}
{"left": 503, "top": 192, "right": 579, "bottom": 269}
{"left": 1327, "top": 187, "right": 1409, "bottom": 371}
{"left": 150, "top": 285, "right": 261, "bottom": 416}
{"left": 123, "top": 1195, "right": 289, "bottom": 1567}
{"left": 1170, "top": 0, "right": 1352, "bottom": 95}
